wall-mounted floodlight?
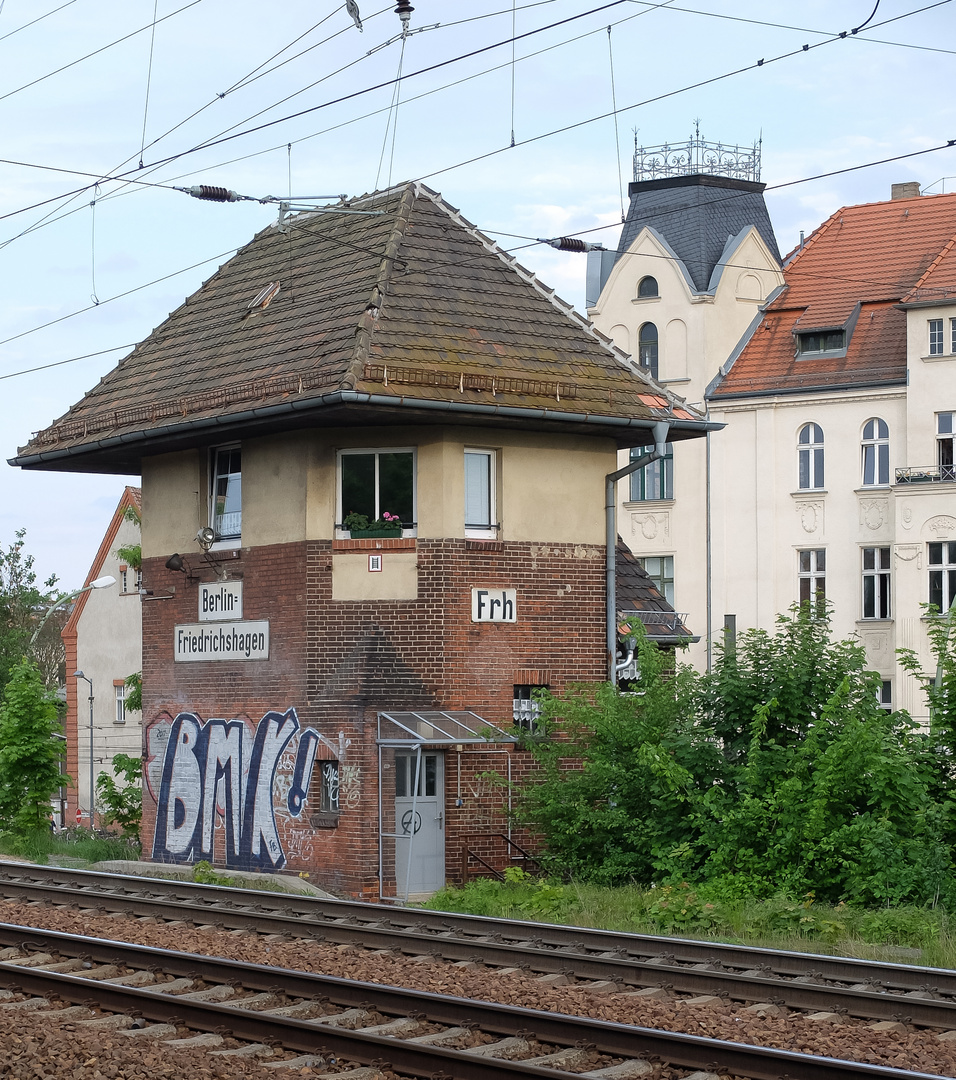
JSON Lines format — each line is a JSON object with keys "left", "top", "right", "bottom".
{"left": 196, "top": 527, "right": 217, "bottom": 552}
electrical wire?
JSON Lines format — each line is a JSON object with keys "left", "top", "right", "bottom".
{"left": 0, "top": 0, "right": 77, "bottom": 43}
{"left": 138, "top": 0, "right": 161, "bottom": 169}
{"left": 0, "top": 346, "right": 137, "bottom": 383}
{"left": 0, "top": 0, "right": 204, "bottom": 104}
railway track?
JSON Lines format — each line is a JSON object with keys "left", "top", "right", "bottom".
{"left": 3, "top": 862, "right": 956, "bottom": 1032}
{"left": 0, "top": 921, "right": 945, "bottom": 1080}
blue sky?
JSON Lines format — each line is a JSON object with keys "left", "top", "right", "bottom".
{"left": 1, "top": 0, "right": 954, "bottom": 586}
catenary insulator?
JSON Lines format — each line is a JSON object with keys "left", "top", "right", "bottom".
{"left": 538, "top": 237, "right": 605, "bottom": 253}
{"left": 184, "top": 185, "right": 239, "bottom": 203}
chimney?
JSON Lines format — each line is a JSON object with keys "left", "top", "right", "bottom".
{"left": 891, "top": 182, "right": 921, "bottom": 200}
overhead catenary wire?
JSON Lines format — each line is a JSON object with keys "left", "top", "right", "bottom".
{"left": 0, "top": 0, "right": 78, "bottom": 43}
{"left": 138, "top": 0, "right": 161, "bottom": 169}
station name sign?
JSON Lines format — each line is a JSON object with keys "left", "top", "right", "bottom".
{"left": 174, "top": 621, "right": 270, "bottom": 662}
{"left": 471, "top": 588, "right": 516, "bottom": 623}
{"left": 198, "top": 581, "right": 243, "bottom": 621}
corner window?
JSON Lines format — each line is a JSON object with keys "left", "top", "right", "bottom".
{"left": 797, "top": 330, "right": 845, "bottom": 355}
{"left": 211, "top": 446, "right": 241, "bottom": 541}
{"left": 937, "top": 413, "right": 956, "bottom": 481}
{"left": 114, "top": 682, "right": 126, "bottom": 724}
{"left": 639, "top": 555, "right": 674, "bottom": 605}
{"left": 638, "top": 322, "right": 659, "bottom": 380}
{"left": 513, "top": 684, "right": 547, "bottom": 732}
{"left": 464, "top": 449, "right": 496, "bottom": 537}
{"left": 339, "top": 449, "right": 415, "bottom": 533}
{"left": 929, "top": 542, "right": 956, "bottom": 612}
{"left": 861, "top": 418, "right": 889, "bottom": 486}
{"left": 862, "top": 546, "right": 891, "bottom": 619}
{"left": 629, "top": 445, "right": 673, "bottom": 501}
{"left": 798, "top": 423, "right": 825, "bottom": 490}
{"left": 930, "top": 318, "right": 945, "bottom": 356}
{"left": 637, "top": 276, "right": 658, "bottom": 298}
{"left": 798, "top": 548, "right": 826, "bottom": 612}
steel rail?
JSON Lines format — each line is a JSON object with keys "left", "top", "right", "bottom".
{"left": 0, "top": 928, "right": 944, "bottom": 1080}
{"left": 3, "top": 863, "right": 956, "bottom": 1025}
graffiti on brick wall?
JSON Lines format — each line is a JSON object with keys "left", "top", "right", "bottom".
{"left": 145, "top": 708, "right": 320, "bottom": 871}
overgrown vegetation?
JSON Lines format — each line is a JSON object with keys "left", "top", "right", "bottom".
{"left": 423, "top": 872, "right": 954, "bottom": 966}
{"left": 95, "top": 754, "right": 143, "bottom": 840}
{"left": 509, "top": 605, "right": 956, "bottom": 910}
{"left": 0, "top": 530, "right": 61, "bottom": 689}
{"left": 0, "top": 826, "right": 139, "bottom": 866}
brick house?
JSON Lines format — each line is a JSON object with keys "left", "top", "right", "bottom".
{"left": 13, "top": 183, "right": 712, "bottom": 898}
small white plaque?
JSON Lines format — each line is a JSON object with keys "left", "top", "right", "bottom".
{"left": 198, "top": 581, "right": 243, "bottom": 621}
{"left": 472, "top": 588, "right": 517, "bottom": 622}
{"left": 368, "top": 554, "right": 383, "bottom": 572}
{"left": 175, "top": 621, "right": 269, "bottom": 662}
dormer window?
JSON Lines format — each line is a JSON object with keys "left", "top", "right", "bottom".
{"left": 637, "top": 276, "right": 659, "bottom": 298}
{"left": 797, "top": 330, "right": 845, "bottom": 355}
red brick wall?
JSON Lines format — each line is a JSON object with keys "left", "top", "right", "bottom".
{"left": 140, "top": 536, "right": 605, "bottom": 897}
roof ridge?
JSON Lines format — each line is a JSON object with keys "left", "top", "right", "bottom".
{"left": 905, "top": 226, "right": 956, "bottom": 299}
{"left": 348, "top": 183, "right": 418, "bottom": 388}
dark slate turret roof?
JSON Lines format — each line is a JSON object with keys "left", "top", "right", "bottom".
{"left": 616, "top": 539, "right": 695, "bottom": 643}
{"left": 12, "top": 183, "right": 715, "bottom": 475}
{"left": 616, "top": 174, "right": 781, "bottom": 293}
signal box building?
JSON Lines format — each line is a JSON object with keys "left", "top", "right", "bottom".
{"left": 12, "top": 183, "right": 711, "bottom": 898}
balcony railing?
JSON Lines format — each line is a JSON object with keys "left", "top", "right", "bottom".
{"left": 896, "top": 465, "right": 956, "bottom": 484}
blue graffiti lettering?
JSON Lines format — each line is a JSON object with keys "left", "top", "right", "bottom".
{"left": 152, "top": 708, "right": 318, "bottom": 871}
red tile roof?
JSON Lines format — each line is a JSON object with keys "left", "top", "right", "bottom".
{"left": 712, "top": 191, "right": 956, "bottom": 398}
{"left": 13, "top": 184, "right": 712, "bottom": 474}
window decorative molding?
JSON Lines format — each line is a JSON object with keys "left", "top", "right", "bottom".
{"left": 338, "top": 448, "right": 416, "bottom": 537}
{"left": 861, "top": 417, "right": 889, "bottom": 486}
{"left": 211, "top": 445, "right": 241, "bottom": 542}
{"left": 858, "top": 497, "right": 888, "bottom": 533}
{"left": 628, "top": 510, "right": 670, "bottom": 543}
{"left": 798, "top": 423, "right": 824, "bottom": 490}
{"left": 862, "top": 546, "right": 891, "bottom": 620}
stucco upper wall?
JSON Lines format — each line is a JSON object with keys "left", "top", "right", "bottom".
{"left": 142, "top": 450, "right": 201, "bottom": 559}
{"left": 590, "top": 225, "right": 782, "bottom": 402}
{"left": 906, "top": 303, "right": 956, "bottom": 468}
{"left": 141, "top": 426, "right": 615, "bottom": 550}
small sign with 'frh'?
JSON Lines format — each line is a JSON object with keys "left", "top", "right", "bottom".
{"left": 472, "top": 588, "right": 516, "bottom": 622}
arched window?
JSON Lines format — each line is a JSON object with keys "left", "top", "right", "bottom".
{"left": 861, "top": 418, "right": 889, "bottom": 486}
{"left": 637, "top": 276, "right": 658, "bottom": 298}
{"left": 798, "top": 423, "right": 824, "bottom": 490}
{"left": 638, "top": 322, "right": 659, "bottom": 380}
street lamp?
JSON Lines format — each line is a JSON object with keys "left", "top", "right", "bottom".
{"left": 29, "top": 576, "right": 116, "bottom": 647}
{"left": 73, "top": 671, "right": 94, "bottom": 829}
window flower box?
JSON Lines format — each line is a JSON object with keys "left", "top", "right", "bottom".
{"left": 342, "top": 511, "right": 403, "bottom": 539}
{"left": 348, "top": 527, "right": 402, "bottom": 539}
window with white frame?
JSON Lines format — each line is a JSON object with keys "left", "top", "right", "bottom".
{"left": 211, "top": 446, "right": 242, "bottom": 541}
{"left": 877, "top": 680, "right": 892, "bottom": 713}
{"left": 929, "top": 541, "right": 956, "bottom": 612}
{"left": 639, "top": 555, "right": 674, "bottom": 605}
{"left": 629, "top": 445, "right": 673, "bottom": 501}
{"left": 798, "top": 548, "right": 826, "bottom": 611}
{"left": 339, "top": 449, "right": 415, "bottom": 531}
{"left": 862, "top": 546, "right": 891, "bottom": 619}
{"left": 464, "top": 448, "right": 496, "bottom": 537}
{"left": 114, "top": 682, "right": 126, "bottom": 725}
{"left": 930, "top": 318, "right": 945, "bottom": 355}
{"left": 937, "top": 413, "right": 956, "bottom": 481}
{"left": 513, "top": 684, "right": 547, "bottom": 732}
{"left": 798, "top": 423, "right": 825, "bottom": 490}
{"left": 951, "top": 317, "right": 956, "bottom": 354}
{"left": 638, "top": 322, "right": 659, "bottom": 380}
{"left": 861, "top": 418, "right": 889, "bottom": 486}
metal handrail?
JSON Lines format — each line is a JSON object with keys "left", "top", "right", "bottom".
{"left": 896, "top": 465, "right": 956, "bottom": 483}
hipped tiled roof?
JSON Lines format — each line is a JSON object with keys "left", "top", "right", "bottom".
{"left": 616, "top": 539, "right": 695, "bottom": 642}
{"left": 13, "top": 183, "right": 711, "bottom": 474}
{"left": 711, "top": 190, "right": 956, "bottom": 399}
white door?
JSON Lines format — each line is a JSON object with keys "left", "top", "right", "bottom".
{"left": 394, "top": 751, "right": 444, "bottom": 897}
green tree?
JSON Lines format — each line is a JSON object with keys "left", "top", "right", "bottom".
{"left": 113, "top": 504, "right": 142, "bottom": 571}
{"left": 0, "top": 659, "right": 69, "bottom": 839}
{"left": 96, "top": 753, "right": 142, "bottom": 840}
{"left": 511, "top": 625, "right": 721, "bottom": 885}
{"left": 0, "top": 530, "right": 59, "bottom": 689}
